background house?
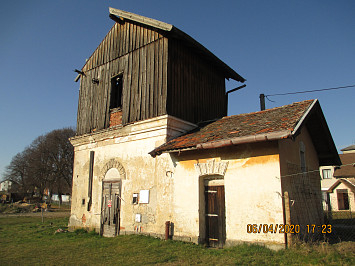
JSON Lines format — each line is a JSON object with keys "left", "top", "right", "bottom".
{"left": 0, "top": 180, "right": 12, "bottom": 192}
{"left": 320, "top": 165, "right": 338, "bottom": 210}
{"left": 326, "top": 146, "right": 355, "bottom": 212}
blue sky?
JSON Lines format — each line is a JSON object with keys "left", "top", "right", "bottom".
{"left": 0, "top": 0, "right": 354, "bottom": 179}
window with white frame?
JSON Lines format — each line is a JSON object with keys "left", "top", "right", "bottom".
{"left": 322, "top": 169, "right": 332, "bottom": 179}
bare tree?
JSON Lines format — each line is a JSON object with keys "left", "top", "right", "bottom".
{"left": 4, "top": 148, "right": 31, "bottom": 193}
{"left": 4, "top": 128, "right": 75, "bottom": 202}
{"left": 44, "top": 128, "right": 75, "bottom": 203}
{"left": 26, "top": 135, "right": 53, "bottom": 199}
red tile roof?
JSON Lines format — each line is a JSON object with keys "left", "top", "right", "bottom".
{"left": 150, "top": 99, "right": 315, "bottom": 157}
{"left": 334, "top": 153, "right": 355, "bottom": 178}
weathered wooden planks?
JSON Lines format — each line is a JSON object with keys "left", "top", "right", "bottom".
{"left": 166, "top": 38, "right": 227, "bottom": 125}
{"left": 76, "top": 19, "right": 227, "bottom": 135}
{"left": 82, "top": 22, "right": 163, "bottom": 73}
{"left": 77, "top": 21, "right": 167, "bottom": 134}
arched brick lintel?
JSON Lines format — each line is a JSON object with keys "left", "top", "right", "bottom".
{"left": 99, "top": 158, "right": 126, "bottom": 181}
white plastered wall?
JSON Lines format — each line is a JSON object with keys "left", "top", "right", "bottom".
{"left": 69, "top": 115, "right": 195, "bottom": 235}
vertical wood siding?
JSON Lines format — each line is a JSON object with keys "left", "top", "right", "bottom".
{"left": 77, "top": 21, "right": 227, "bottom": 135}
{"left": 77, "top": 21, "right": 168, "bottom": 135}
{"left": 167, "top": 39, "right": 227, "bottom": 125}
{"left": 82, "top": 22, "right": 163, "bottom": 72}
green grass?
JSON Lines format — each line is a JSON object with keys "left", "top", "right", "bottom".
{"left": 325, "top": 211, "right": 355, "bottom": 220}
{"left": 0, "top": 216, "right": 354, "bottom": 265}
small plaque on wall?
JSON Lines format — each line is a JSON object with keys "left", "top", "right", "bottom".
{"left": 139, "top": 190, "right": 149, "bottom": 204}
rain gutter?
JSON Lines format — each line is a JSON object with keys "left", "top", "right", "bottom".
{"left": 196, "top": 130, "right": 293, "bottom": 150}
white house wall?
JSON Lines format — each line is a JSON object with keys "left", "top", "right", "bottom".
{"left": 69, "top": 115, "right": 196, "bottom": 236}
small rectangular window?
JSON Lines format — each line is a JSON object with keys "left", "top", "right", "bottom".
{"left": 132, "top": 193, "right": 139, "bottom": 204}
{"left": 322, "top": 169, "right": 332, "bottom": 179}
{"left": 300, "top": 150, "right": 306, "bottom": 173}
{"left": 299, "top": 142, "right": 306, "bottom": 173}
{"left": 110, "top": 74, "right": 123, "bottom": 110}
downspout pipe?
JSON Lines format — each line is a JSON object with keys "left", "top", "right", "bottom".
{"left": 226, "top": 84, "right": 247, "bottom": 115}
{"left": 226, "top": 84, "right": 247, "bottom": 95}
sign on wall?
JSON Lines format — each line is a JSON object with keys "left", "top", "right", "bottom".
{"left": 139, "top": 190, "right": 149, "bottom": 204}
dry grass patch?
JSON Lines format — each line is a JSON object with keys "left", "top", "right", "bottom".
{"left": 0, "top": 215, "right": 354, "bottom": 265}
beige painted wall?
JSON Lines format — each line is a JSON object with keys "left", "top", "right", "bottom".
{"left": 328, "top": 183, "right": 355, "bottom": 211}
{"left": 70, "top": 118, "right": 323, "bottom": 247}
{"left": 171, "top": 142, "right": 285, "bottom": 246}
{"left": 70, "top": 122, "right": 286, "bottom": 246}
{"left": 278, "top": 126, "right": 324, "bottom": 234}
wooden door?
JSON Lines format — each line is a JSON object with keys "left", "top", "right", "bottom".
{"left": 101, "top": 182, "right": 121, "bottom": 237}
{"left": 205, "top": 185, "right": 226, "bottom": 247}
{"left": 337, "top": 189, "right": 349, "bottom": 210}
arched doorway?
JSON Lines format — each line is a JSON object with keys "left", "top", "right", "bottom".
{"left": 101, "top": 167, "right": 123, "bottom": 237}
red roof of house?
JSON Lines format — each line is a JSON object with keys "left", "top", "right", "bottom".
{"left": 150, "top": 99, "right": 340, "bottom": 166}
{"left": 334, "top": 153, "right": 355, "bottom": 178}
{"left": 150, "top": 100, "right": 315, "bottom": 156}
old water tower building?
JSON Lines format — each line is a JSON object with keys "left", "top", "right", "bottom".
{"left": 69, "top": 8, "right": 339, "bottom": 248}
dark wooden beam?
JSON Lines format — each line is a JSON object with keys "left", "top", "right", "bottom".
{"left": 109, "top": 14, "right": 125, "bottom": 24}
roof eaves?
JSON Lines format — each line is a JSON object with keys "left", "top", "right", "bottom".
{"left": 197, "top": 130, "right": 292, "bottom": 150}
{"left": 327, "top": 178, "right": 355, "bottom": 193}
{"left": 341, "top": 144, "right": 355, "bottom": 152}
{"left": 291, "top": 99, "right": 317, "bottom": 136}
{"left": 109, "top": 8, "right": 245, "bottom": 83}
{"left": 150, "top": 129, "right": 293, "bottom": 157}
{"left": 148, "top": 144, "right": 197, "bottom": 158}
{"left": 171, "top": 28, "right": 246, "bottom": 82}
{"left": 109, "top": 7, "right": 173, "bottom": 32}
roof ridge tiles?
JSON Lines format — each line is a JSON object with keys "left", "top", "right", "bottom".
{"left": 149, "top": 99, "right": 319, "bottom": 157}
{"left": 221, "top": 99, "right": 315, "bottom": 120}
